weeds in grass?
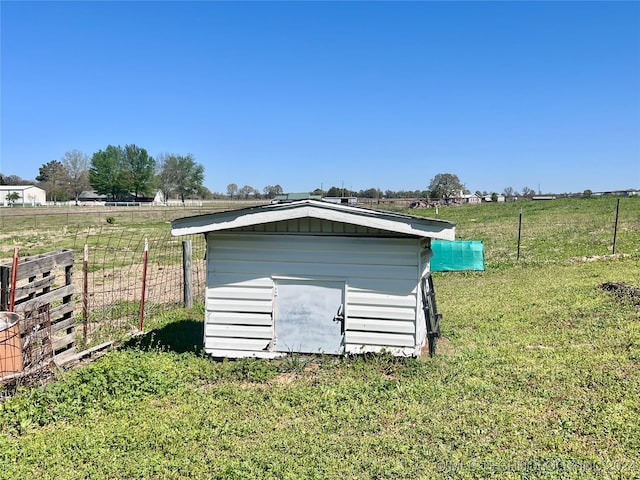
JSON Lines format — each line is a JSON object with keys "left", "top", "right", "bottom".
{"left": 280, "top": 351, "right": 312, "bottom": 373}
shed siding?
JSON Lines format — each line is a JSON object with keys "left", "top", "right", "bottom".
{"left": 205, "top": 233, "right": 422, "bottom": 356}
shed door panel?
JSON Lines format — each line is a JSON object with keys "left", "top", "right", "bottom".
{"left": 274, "top": 281, "right": 344, "bottom": 354}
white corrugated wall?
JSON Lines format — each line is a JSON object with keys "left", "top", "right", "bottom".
{"left": 205, "top": 227, "right": 426, "bottom": 357}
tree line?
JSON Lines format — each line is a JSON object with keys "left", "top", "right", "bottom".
{"left": 1, "top": 157, "right": 550, "bottom": 204}
{"left": 220, "top": 175, "right": 539, "bottom": 202}
{"left": 0, "top": 145, "right": 207, "bottom": 203}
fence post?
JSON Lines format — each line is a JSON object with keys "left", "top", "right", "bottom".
{"left": 82, "top": 244, "right": 89, "bottom": 347}
{"left": 612, "top": 198, "right": 620, "bottom": 254}
{"left": 517, "top": 208, "right": 523, "bottom": 261}
{"left": 9, "top": 248, "right": 19, "bottom": 312}
{"left": 138, "top": 238, "right": 149, "bottom": 331}
{"left": 182, "top": 240, "right": 193, "bottom": 309}
{"left": 0, "top": 265, "right": 8, "bottom": 311}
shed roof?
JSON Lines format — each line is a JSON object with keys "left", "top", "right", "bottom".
{"left": 171, "top": 199, "right": 456, "bottom": 240}
{"left": 0, "top": 185, "right": 44, "bottom": 192}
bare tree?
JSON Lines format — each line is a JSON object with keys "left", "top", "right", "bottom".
{"left": 521, "top": 186, "right": 535, "bottom": 198}
{"left": 226, "top": 183, "right": 239, "bottom": 199}
{"left": 62, "top": 150, "right": 90, "bottom": 204}
{"left": 0, "top": 174, "right": 32, "bottom": 185}
{"left": 239, "top": 185, "right": 255, "bottom": 199}
{"left": 503, "top": 187, "right": 515, "bottom": 199}
{"left": 263, "top": 184, "right": 283, "bottom": 199}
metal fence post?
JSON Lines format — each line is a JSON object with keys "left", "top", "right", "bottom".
{"left": 138, "top": 238, "right": 149, "bottom": 331}
{"left": 612, "top": 198, "right": 620, "bottom": 254}
{"left": 517, "top": 208, "right": 523, "bottom": 261}
{"left": 182, "top": 240, "right": 193, "bottom": 309}
{"left": 82, "top": 244, "right": 89, "bottom": 347}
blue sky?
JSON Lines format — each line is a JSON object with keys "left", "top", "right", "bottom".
{"left": 1, "top": 1, "right": 639, "bottom": 195}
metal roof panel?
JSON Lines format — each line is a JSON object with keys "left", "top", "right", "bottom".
{"left": 171, "top": 199, "right": 455, "bottom": 240}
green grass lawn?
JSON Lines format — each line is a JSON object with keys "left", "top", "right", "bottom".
{"left": 0, "top": 196, "right": 639, "bottom": 479}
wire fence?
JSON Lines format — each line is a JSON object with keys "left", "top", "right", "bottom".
{"left": 70, "top": 229, "right": 207, "bottom": 348}
{"left": 1, "top": 227, "right": 206, "bottom": 370}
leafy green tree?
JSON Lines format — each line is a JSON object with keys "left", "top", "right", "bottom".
{"left": 197, "top": 185, "right": 214, "bottom": 200}
{"left": 359, "top": 188, "right": 382, "bottom": 199}
{"left": 36, "top": 160, "right": 70, "bottom": 201}
{"left": 428, "top": 173, "right": 465, "bottom": 200}
{"left": 326, "top": 186, "right": 342, "bottom": 197}
{"left": 395, "top": 190, "right": 422, "bottom": 198}
{"left": 62, "top": 150, "right": 90, "bottom": 204}
{"left": 36, "top": 160, "right": 65, "bottom": 183}
{"left": 123, "top": 144, "right": 156, "bottom": 200}
{"left": 6, "top": 191, "right": 21, "bottom": 205}
{"left": 157, "top": 153, "right": 205, "bottom": 202}
{"left": 90, "top": 144, "right": 156, "bottom": 200}
{"left": 90, "top": 145, "right": 129, "bottom": 200}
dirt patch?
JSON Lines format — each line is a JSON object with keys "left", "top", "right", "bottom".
{"left": 420, "top": 336, "right": 453, "bottom": 357}
{"left": 600, "top": 282, "right": 640, "bottom": 306}
{"left": 569, "top": 254, "right": 629, "bottom": 263}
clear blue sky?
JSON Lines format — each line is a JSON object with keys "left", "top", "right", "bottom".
{"left": 1, "top": 1, "right": 639, "bottom": 195}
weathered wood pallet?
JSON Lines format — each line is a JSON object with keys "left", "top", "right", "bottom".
{"left": 1, "top": 249, "right": 76, "bottom": 361}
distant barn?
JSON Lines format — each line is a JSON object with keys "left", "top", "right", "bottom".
{"left": 171, "top": 200, "right": 455, "bottom": 358}
{"left": 0, "top": 185, "right": 46, "bottom": 206}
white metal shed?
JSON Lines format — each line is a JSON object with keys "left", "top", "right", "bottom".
{"left": 171, "top": 199, "right": 456, "bottom": 358}
{"left": 0, "top": 185, "right": 46, "bottom": 206}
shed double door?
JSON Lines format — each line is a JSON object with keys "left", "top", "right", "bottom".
{"left": 274, "top": 280, "right": 344, "bottom": 355}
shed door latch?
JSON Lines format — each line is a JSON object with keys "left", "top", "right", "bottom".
{"left": 333, "top": 305, "right": 344, "bottom": 323}
{"left": 333, "top": 305, "right": 345, "bottom": 334}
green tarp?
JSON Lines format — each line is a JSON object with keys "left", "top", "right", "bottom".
{"left": 431, "top": 240, "right": 485, "bottom": 271}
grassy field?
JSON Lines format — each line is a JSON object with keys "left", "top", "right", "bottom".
{"left": 0, "top": 202, "right": 250, "bottom": 262}
{"left": 0, "top": 196, "right": 639, "bottom": 479}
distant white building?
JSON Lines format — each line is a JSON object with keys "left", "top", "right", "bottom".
{"left": 322, "top": 196, "right": 358, "bottom": 205}
{"left": 461, "top": 193, "right": 481, "bottom": 204}
{"left": 447, "top": 192, "right": 481, "bottom": 205}
{"left": 531, "top": 195, "right": 557, "bottom": 201}
{"left": 152, "top": 190, "right": 165, "bottom": 205}
{"left": 0, "top": 185, "right": 46, "bottom": 206}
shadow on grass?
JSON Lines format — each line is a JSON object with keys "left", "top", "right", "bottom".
{"left": 122, "top": 319, "right": 204, "bottom": 354}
